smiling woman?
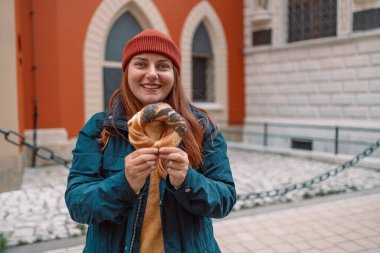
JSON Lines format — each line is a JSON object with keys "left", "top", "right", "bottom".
{"left": 65, "top": 29, "right": 236, "bottom": 253}
{"left": 127, "top": 54, "right": 175, "bottom": 105}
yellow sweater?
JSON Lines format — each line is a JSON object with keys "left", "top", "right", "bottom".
{"left": 139, "top": 170, "right": 165, "bottom": 253}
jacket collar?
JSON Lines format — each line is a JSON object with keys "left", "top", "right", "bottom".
{"left": 103, "top": 94, "right": 129, "bottom": 132}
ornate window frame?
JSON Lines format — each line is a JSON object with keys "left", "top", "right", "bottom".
{"left": 180, "top": 1, "right": 229, "bottom": 121}
{"left": 83, "top": 0, "right": 169, "bottom": 121}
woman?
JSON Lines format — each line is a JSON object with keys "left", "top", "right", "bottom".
{"left": 65, "top": 29, "right": 236, "bottom": 253}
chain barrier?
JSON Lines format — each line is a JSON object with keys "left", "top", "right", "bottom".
{"left": 1, "top": 128, "right": 380, "bottom": 199}
{"left": 0, "top": 128, "right": 71, "bottom": 168}
{"left": 237, "top": 138, "right": 380, "bottom": 201}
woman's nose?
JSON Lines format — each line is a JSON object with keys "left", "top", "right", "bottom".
{"left": 146, "top": 65, "right": 158, "bottom": 80}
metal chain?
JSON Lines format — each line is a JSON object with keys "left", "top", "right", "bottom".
{"left": 0, "top": 128, "right": 71, "bottom": 168}
{"left": 1, "top": 128, "right": 379, "bottom": 198}
{"left": 237, "top": 138, "right": 380, "bottom": 201}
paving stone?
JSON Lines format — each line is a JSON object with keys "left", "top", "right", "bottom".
{"left": 337, "top": 241, "right": 365, "bottom": 252}
{"left": 269, "top": 242, "right": 297, "bottom": 253}
{"left": 355, "top": 238, "right": 379, "bottom": 250}
{"left": 321, "top": 247, "right": 347, "bottom": 253}
{"left": 12, "top": 227, "right": 35, "bottom": 237}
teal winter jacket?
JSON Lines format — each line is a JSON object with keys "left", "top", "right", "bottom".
{"left": 65, "top": 104, "right": 236, "bottom": 253}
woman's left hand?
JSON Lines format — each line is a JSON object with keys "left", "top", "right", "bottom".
{"left": 159, "top": 147, "right": 189, "bottom": 189}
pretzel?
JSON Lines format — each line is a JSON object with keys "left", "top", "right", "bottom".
{"left": 128, "top": 103, "right": 187, "bottom": 178}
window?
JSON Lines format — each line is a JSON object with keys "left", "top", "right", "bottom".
{"left": 103, "top": 12, "right": 142, "bottom": 109}
{"left": 252, "top": 29, "right": 272, "bottom": 46}
{"left": 291, "top": 138, "right": 313, "bottom": 150}
{"left": 288, "top": 0, "right": 337, "bottom": 43}
{"left": 192, "top": 23, "right": 214, "bottom": 102}
{"left": 353, "top": 8, "right": 380, "bottom": 32}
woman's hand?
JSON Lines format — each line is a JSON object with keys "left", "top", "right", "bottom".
{"left": 159, "top": 147, "right": 189, "bottom": 189}
{"left": 124, "top": 148, "right": 158, "bottom": 194}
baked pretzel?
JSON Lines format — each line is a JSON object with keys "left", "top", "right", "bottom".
{"left": 128, "top": 103, "right": 187, "bottom": 178}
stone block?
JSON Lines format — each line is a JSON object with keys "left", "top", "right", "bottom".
{"left": 277, "top": 62, "right": 297, "bottom": 72}
{"left": 287, "top": 48, "right": 309, "bottom": 61}
{"left": 371, "top": 53, "right": 380, "bottom": 65}
{"left": 277, "top": 106, "right": 298, "bottom": 116}
{"left": 357, "top": 67, "right": 380, "bottom": 79}
{"left": 357, "top": 94, "right": 380, "bottom": 105}
{"left": 344, "top": 54, "right": 370, "bottom": 67}
{"left": 269, "top": 51, "right": 287, "bottom": 62}
{"left": 320, "top": 58, "right": 345, "bottom": 69}
{"left": 309, "top": 46, "right": 332, "bottom": 58}
{"left": 343, "top": 80, "right": 369, "bottom": 92}
{"left": 319, "top": 82, "right": 343, "bottom": 93}
{"left": 288, "top": 73, "right": 308, "bottom": 83}
{"left": 309, "top": 95, "right": 331, "bottom": 105}
{"left": 287, "top": 95, "right": 309, "bottom": 105}
{"left": 370, "top": 106, "right": 380, "bottom": 118}
{"left": 343, "top": 106, "right": 369, "bottom": 118}
{"left": 358, "top": 38, "right": 380, "bottom": 54}
{"left": 296, "top": 84, "right": 319, "bottom": 94}
{"left": 319, "top": 106, "right": 343, "bottom": 118}
{"left": 251, "top": 52, "right": 271, "bottom": 64}
{"left": 298, "top": 60, "right": 320, "bottom": 71}
{"left": 257, "top": 63, "right": 278, "bottom": 74}
{"left": 278, "top": 84, "right": 298, "bottom": 94}
{"left": 332, "top": 69, "right": 357, "bottom": 81}
{"left": 297, "top": 106, "right": 319, "bottom": 117}
{"left": 269, "top": 73, "right": 288, "bottom": 84}
{"left": 0, "top": 154, "right": 23, "bottom": 193}
{"left": 309, "top": 71, "right": 332, "bottom": 82}
{"left": 259, "top": 85, "right": 278, "bottom": 94}
{"left": 331, "top": 43, "right": 356, "bottom": 56}
{"left": 331, "top": 94, "right": 356, "bottom": 105}
{"left": 267, "top": 95, "right": 288, "bottom": 105}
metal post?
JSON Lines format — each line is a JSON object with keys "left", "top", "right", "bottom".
{"left": 264, "top": 123, "right": 268, "bottom": 146}
{"left": 32, "top": 96, "right": 38, "bottom": 167}
{"left": 334, "top": 126, "right": 339, "bottom": 155}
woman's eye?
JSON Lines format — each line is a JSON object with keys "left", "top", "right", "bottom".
{"left": 135, "top": 62, "right": 145, "bottom": 68}
{"left": 158, "top": 64, "right": 170, "bottom": 70}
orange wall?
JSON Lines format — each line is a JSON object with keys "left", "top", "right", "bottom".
{"left": 16, "top": 0, "right": 101, "bottom": 137}
{"left": 55, "top": 0, "right": 102, "bottom": 137}
{"left": 154, "top": 0, "right": 245, "bottom": 124}
{"left": 17, "top": 0, "right": 244, "bottom": 138}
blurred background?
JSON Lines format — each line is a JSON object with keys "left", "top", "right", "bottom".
{"left": 1, "top": 0, "right": 380, "bottom": 252}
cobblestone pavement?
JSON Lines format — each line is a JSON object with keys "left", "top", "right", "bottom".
{"left": 41, "top": 190, "right": 380, "bottom": 253}
{"left": 1, "top": 147, "right": 380, "bottom": 251}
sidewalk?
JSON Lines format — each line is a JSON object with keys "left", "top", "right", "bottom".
{"left": 10, "top": 188, "right": 380, "bottom": 253}
{"left": 2, "top": 147, "right": 380, "bottom": 252}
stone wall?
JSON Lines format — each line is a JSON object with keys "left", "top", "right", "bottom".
{"left": 243, "top": 0, "right": 380, "bottom": 157}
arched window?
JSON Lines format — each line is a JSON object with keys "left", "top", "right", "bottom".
{"left": 103, "top": 12, "right": 142, "bottom": 109}
{"left": 192, "top": 22, "right": 214, "bottom": 102}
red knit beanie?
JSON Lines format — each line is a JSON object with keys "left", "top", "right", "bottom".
{"left": 122, "top": 29, "right": 181, "bottom": 73}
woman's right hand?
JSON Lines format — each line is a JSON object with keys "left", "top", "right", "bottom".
{"left": 124, "top": 148, "right": 159, "bottom": 194}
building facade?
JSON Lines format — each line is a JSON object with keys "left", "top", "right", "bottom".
{"left": 0, "top": 0, "right": 244, "bottom": 189}
{"left": 1, "top": 0, "right": 380, "bottom": 171}
{"left": 244, "top": 0, "right": 380, "bottom": 157}
{"left": 8, "top": 0, "right": 244, "bottom": 138}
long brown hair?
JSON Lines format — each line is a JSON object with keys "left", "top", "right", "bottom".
{"left": 99, "top": 65, "right": 211, "bottom": 168}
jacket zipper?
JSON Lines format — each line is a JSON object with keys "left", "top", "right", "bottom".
{"left": 129, "top": 195, "right": 143, "bottom": 253}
